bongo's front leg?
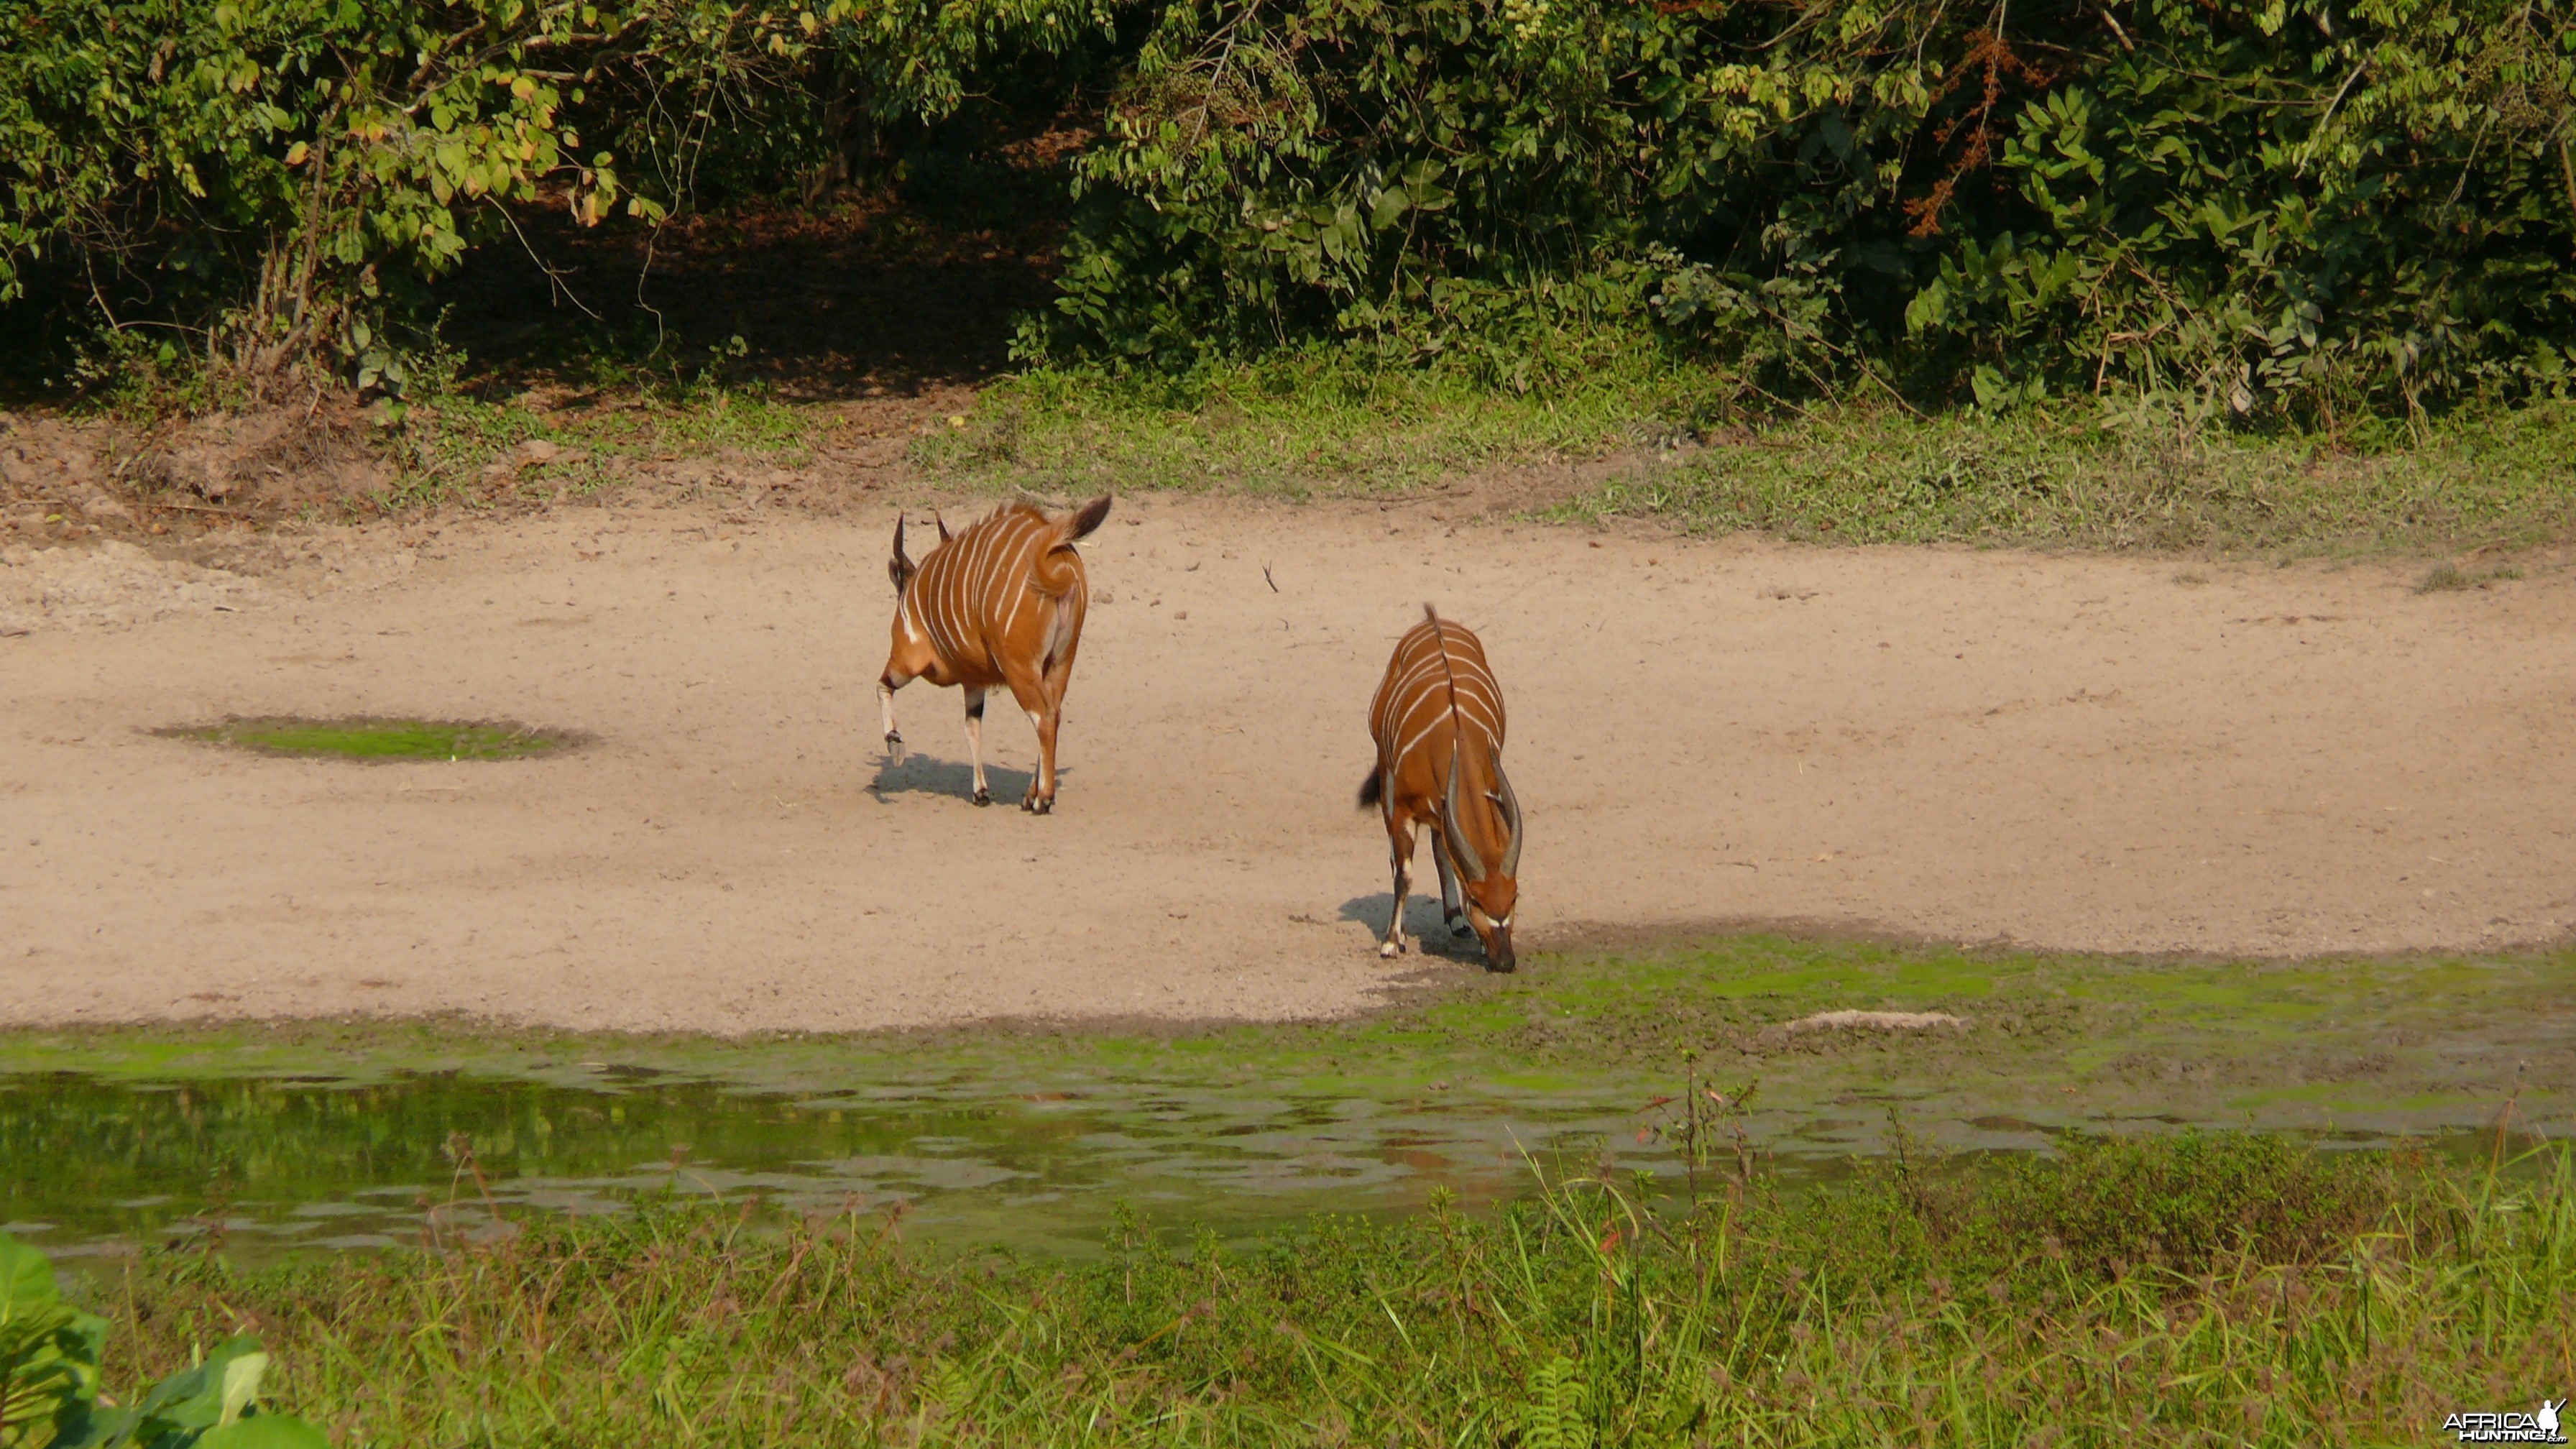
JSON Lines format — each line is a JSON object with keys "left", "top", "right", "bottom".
{"left": 1379, "top": 819, "right": 1416, "bottom": 958}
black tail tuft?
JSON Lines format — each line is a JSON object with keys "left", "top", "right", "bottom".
{"left": 1067, "top": 494, "right": 1113, "bottom": 540}
{"left": 1422, "top": 601, "right": 1440, "bottom": 625}
{"left": 1358, "top": 770, "right": 1382, "bottom": 809}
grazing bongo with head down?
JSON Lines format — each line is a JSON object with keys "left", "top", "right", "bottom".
{"left": 1359, "top": 606, "right": 1524, "bottom": 972}
{"left": 878, "top": 494, "right": 1111, "bottom": 814}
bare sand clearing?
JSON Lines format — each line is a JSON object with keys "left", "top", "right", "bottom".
{"left": 5, "top": 493, "right": 2573, "bottom": 1032}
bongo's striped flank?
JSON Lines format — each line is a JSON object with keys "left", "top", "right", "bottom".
{"left": 878, "top": 496, "right": 1110, "bottom": 814}
{"left": 1358, "top": 606, "right": 1524, "bottom": 972}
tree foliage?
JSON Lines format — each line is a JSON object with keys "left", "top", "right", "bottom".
{"left": 1039, "top": 0, "right": 2576, "bottom": 416}
{"left": 0, "top": 0, "right": 1101, "bottom": 389}
{"left": 1, "top": 0, "right": 2569, "bottom": 415}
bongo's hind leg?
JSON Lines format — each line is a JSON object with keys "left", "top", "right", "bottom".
{"left": 1014, "top": 592, "right": 1084, "bottom": 814}
{"left": 962, "top": 686, "right": 990, "bottom": 805}
{"left": 1001, "top": 658, "right": 1058, "bottom": 814}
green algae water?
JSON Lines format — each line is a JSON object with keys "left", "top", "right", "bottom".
{"left": 4, "top": 1061, "right": 2554, "bottom": 1266}
{"left": 9, "top": 937, "right": 2571, "bottom": 1261}
{"left": 0, "top": 1064, "right": 1716, "bottom": 1261}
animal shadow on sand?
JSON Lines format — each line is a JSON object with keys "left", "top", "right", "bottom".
{"left": 868, "top": 753, "right": 1049, "bottom": 806}
{"left": 1339, "top": 895, "right": 1489, "bottom": 965}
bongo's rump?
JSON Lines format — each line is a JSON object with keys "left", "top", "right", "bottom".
{"left": 878, "top": 495, "right": 1112, "bottom": 814}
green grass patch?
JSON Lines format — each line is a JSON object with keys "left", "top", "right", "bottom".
{"left": 162, "top": 717, "right": 574, "bottom": 761}
{"left": 2415, "top": 560, "right": 2526, "bottom": 593}
{"left": 908, "top": 348, "right": 2576, "bottom": 555}
{"left": 369, "top": 387, "right": 826, "bottom": 513}
{"left": 273, "top": 324, "right": 2576, "bottom": 561}
{"left": 912, "top": 341, "right": 1730, "bottom": 499}
{"left": 71, "top": 1138, "right": 2576, "bottom": 1446}
{"left": 1547, "top": 400, "right": 2576, "bottom": 555}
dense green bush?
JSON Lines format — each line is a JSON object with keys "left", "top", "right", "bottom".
{"left": 1043, "top": 0, "right": 2576, "bottom": 418}
{"left": 2, "top": 0, "right": 2569, "bottom": 418}
{"left": 0, "top": 0, "right": 1103, "bottom": 390}
{"left": 4, "top": 0, "right": 668, "bottom": 385}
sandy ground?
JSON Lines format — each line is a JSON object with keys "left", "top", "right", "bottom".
{"left": 6, "top": 492, "right": 2575, "bottom": 1032}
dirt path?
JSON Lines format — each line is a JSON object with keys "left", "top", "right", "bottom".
{"left": 6, "top": 494, "right": 2575, "bottom": 1032}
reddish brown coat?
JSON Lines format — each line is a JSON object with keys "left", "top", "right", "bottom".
{"left": 878, "top": 496, "right": 1110, "bottom": 812}
{"left": 1359, "top": 607, "right": 1522, "bottom": 970}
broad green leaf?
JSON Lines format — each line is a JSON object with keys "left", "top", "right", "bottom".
{"left": 217, "top": 1351, "right": 271, "bottom": 1426}
{"left": 196, "top": 1414, "right": 333, "bottom": 1449}
{"left": 0, "top": 1231, "right": 61, "bottom": 1315}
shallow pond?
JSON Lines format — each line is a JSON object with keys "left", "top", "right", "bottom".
{"left": 12, "top": 937, "right": 2570, "bottom": 1261}
{"left": 1, "top": 1059, "right": 2553, "bottom": 1264}
{"left": 2, "top": 1063, "right": 1816, "bottom": 1260}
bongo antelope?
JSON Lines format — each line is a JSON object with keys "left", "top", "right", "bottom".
{"left": 1358, "top": 606, "right": 1522, "bottom": 971}
{"left": 879, "top": 495, "right": 1111, "bottom": 813}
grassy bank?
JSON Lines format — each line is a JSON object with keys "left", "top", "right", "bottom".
{"left": 1547, "top": 401, "right": 2576, "bottom": 556}
{"left": 908, "top": 341, "right": 1726, "bottom": 498}
{"left": 262, "top": 376, "right": 2576, "bottom": 561}
{"left": 17, "top": 937, "right": 2575, "bottom": 1137}
{"left": 913, "top": 359, "right": 2576, "bottom": 556}
{"left": 79, "top": 1136, "right": 2576, "bottom": 1447}
{"left": 16, "top": 317, "right": 2575, "bottom": 560}
{"left": 343, "top": 364, "right": 2576, "bottom": 558}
